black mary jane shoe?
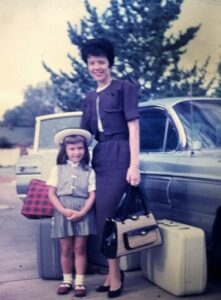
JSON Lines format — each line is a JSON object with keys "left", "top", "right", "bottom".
{"left": 108, "top": 284, "right": 123, "bottom": 298}
{"left": 96, "top": 285, "right": 110, "bottom": 292}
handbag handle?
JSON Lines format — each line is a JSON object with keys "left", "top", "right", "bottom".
{"left": 114, "top": 185, "right": 149, "bottom": 221}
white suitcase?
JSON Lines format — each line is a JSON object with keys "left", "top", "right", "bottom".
{"left": 141, "top": 219, "right": 207, "bottom": 296}
{"left": 120, "top": 252, "right": 141, "bottom": 271}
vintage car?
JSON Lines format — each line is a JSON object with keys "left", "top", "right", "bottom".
{"left": 138, "top": 97, "right": 221, "bottom": 263}
{"left": 16, "top": 97, "right": 221, "bottom": 261}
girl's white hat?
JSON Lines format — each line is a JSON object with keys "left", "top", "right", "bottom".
{"left": 54, "top": 128, "right": 93, "bottom": 146}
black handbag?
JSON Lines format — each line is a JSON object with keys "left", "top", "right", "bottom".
{"left": 101, "top": 185, "right": 163, "bottom": 258}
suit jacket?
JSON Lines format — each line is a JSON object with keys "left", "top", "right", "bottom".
{"left": 81, "top": 79, "right": 139, "bottom": 139}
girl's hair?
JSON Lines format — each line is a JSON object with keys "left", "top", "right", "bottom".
{"left": 81, "top": 38, "right": 115, "bottom": 67}
{"left": 56, "top": 135, "right": 90, "bottom": 168}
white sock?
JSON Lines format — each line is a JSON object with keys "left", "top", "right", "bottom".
{"left": 75, "top": 274, "right": 85, "bottom": 286}
{"left": 63, "top": 273, "right": 73, "bottom": 284}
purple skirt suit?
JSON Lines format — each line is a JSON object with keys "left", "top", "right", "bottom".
{"left": 81, "top": 79, "right": 139, "bottom": 235}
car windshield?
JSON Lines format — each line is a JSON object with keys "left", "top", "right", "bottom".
{"left": 174, "top": 100, "right": 221, "bottom": 149}
{"left": 38, "top": 115, "right": 81, "bottom": 150}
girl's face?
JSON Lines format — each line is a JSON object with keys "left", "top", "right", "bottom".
{"left": 66, "top": 142, "right": 85, "bottom": 164}
{"left": 87, "top": 55, "right": 111, "bottom": 86}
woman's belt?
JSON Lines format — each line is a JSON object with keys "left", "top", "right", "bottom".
{"left": 96, "top": 132, "right": 129, "bottom": 142}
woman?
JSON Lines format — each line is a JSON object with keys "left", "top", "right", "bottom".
{"left": 80, "top": 38, "right": 140, "bottom": 298}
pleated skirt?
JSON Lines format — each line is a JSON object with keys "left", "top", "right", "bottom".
{"left": 51, "top": 195, "right": 96, "bottom": 238}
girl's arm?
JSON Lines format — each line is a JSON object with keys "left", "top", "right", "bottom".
{"left": 48, "top": 186, "right": 73, "bottom": 218}
{"left": 126, "top": 118, "right": 141, "bottom": 186}
{"left": 67, "top": 191, "right": 95, "bottom": 221}
{"left": 80, "top": 191, "right": 96, "bottom": 216}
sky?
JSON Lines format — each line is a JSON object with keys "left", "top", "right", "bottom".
{"left": 0, "top": 0, "right": 221, "bottom": 120}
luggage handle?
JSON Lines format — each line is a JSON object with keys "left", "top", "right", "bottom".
{"left": 158, "top": 220, "right": 190, "bottom": 230}
{"left": 114, "top": 185, "right": 149, "bottom": 221}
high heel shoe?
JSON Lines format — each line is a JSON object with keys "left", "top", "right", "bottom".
{"left": 96, "top": 285, "right": 110, "bottom": 292}
{"left": 96, "top": 270, "right": 124, "bottom": 293}
{"left": 108, "top": 283, "right": 123, "bottom": 298}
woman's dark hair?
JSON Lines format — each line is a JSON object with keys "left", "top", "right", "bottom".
{"left": 81, "top": 38, "right": 115, "bottom": 67}
{"left": 56, "top": 135, "right": 90, "bottom": 169}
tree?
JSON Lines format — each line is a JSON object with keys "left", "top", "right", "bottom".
{"left": 45, "top": 0, "right": 214, "bottom": 112}
{"left": 2, "top": 83, "right": 57, "bottom": 127}
{"left": 213, "top": 62, "right": 221, "bottom": 97}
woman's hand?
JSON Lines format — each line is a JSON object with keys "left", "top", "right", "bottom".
{"left": 66, "top": 210, "right": 84, "bottom": 222}
{"left": 126, "top": 165, "right": 140, "bottom": 186}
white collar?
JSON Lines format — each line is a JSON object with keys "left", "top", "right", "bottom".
{"left": 67, "top": 160, "right": 80, "bottom": 167}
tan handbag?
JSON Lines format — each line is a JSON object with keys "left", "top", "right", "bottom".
{"left": 101, "top": 185, "right": 163, "bottom": 258}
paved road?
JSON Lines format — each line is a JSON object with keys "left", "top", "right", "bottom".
{"left": 0, "top": 170, "right": 221, "bottom": 300}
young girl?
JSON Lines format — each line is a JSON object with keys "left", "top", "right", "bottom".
{"left": 81, "top": 38, "right": 140, "bottom": 298}
{"left": 47, "top": 128, "right": 96, "bottom": 297}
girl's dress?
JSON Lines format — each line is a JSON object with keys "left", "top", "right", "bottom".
{"left": 81, "top": 79, "right": 139, "bottom": 234}
{"left": 47, "top": 161, "right": 96, "bottom": 238}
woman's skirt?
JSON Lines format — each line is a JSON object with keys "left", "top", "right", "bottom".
{"left": 51, "top": 195, "right": 96, "bottom": 238}
{"left": 92, "top": 136, "right": 130, "bottom": 235}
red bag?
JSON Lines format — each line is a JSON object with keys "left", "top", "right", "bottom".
{"left": 21, "top": 179, "right": 54, "bottom": 219}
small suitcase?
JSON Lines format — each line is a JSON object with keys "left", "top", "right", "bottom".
{"left": 120, "top": 252, "right": 141, "bottom": 271}
{"left": 36, "top": 218, "right": 63, "bottom": 279}
{"left": 141, "top": 219, "right": 207, "bottom": 296}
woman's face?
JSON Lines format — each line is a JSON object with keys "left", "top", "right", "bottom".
{"left": 87, "top": 55, "right": 111, "bottom": 85}
{"left": 66, "top": 142, "right": 85, "bottom": 163}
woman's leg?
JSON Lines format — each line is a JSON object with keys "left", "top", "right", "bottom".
{"left": 108, "top": 258, "right": 121, "bottom": 291}
{"left": 60, "top": 237, "right": 74, "bottom": 274}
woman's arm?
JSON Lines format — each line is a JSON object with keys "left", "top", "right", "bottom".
{"left": 126, "top": 118, "right": 141, "bottom": 186}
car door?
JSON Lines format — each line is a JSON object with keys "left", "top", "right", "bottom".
{"left": 168, "top": 99, "right": 221, "bottom": 246}
{"left": 139, "top": 106, "right": 180, "bottom": 219}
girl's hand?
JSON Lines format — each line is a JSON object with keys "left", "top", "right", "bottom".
{"left": 63, "top": 208, "right": 74, "bottom": 218}
{"left": 126, "top": 165, "right": 140, "bottom": 186}
{"left": 67, "top": 210, "right": 84, "bottom": 222}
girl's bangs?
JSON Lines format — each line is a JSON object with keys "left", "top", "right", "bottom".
{"left": 63, "top": 135, "right": 85, "bottom": 144}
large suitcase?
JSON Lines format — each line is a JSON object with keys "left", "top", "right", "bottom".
{"left": 141, "top": 219, "right": 207, "bottom": 296}
{"left": 36, "top": 218, "right": 62, "bottom": 279}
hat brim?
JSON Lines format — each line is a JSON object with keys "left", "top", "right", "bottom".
{"left": 54, "top": 128, "right": 93, "bottom": 146}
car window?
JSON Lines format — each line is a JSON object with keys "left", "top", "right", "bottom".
{"left": 140, "top": 108, "right": 178, "bottom": 152}
{"left": 174, "top": 100, "right": 221, "bottom": 149}
{"left": 38, "top": 116, "right": 81, "bottom": 150}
